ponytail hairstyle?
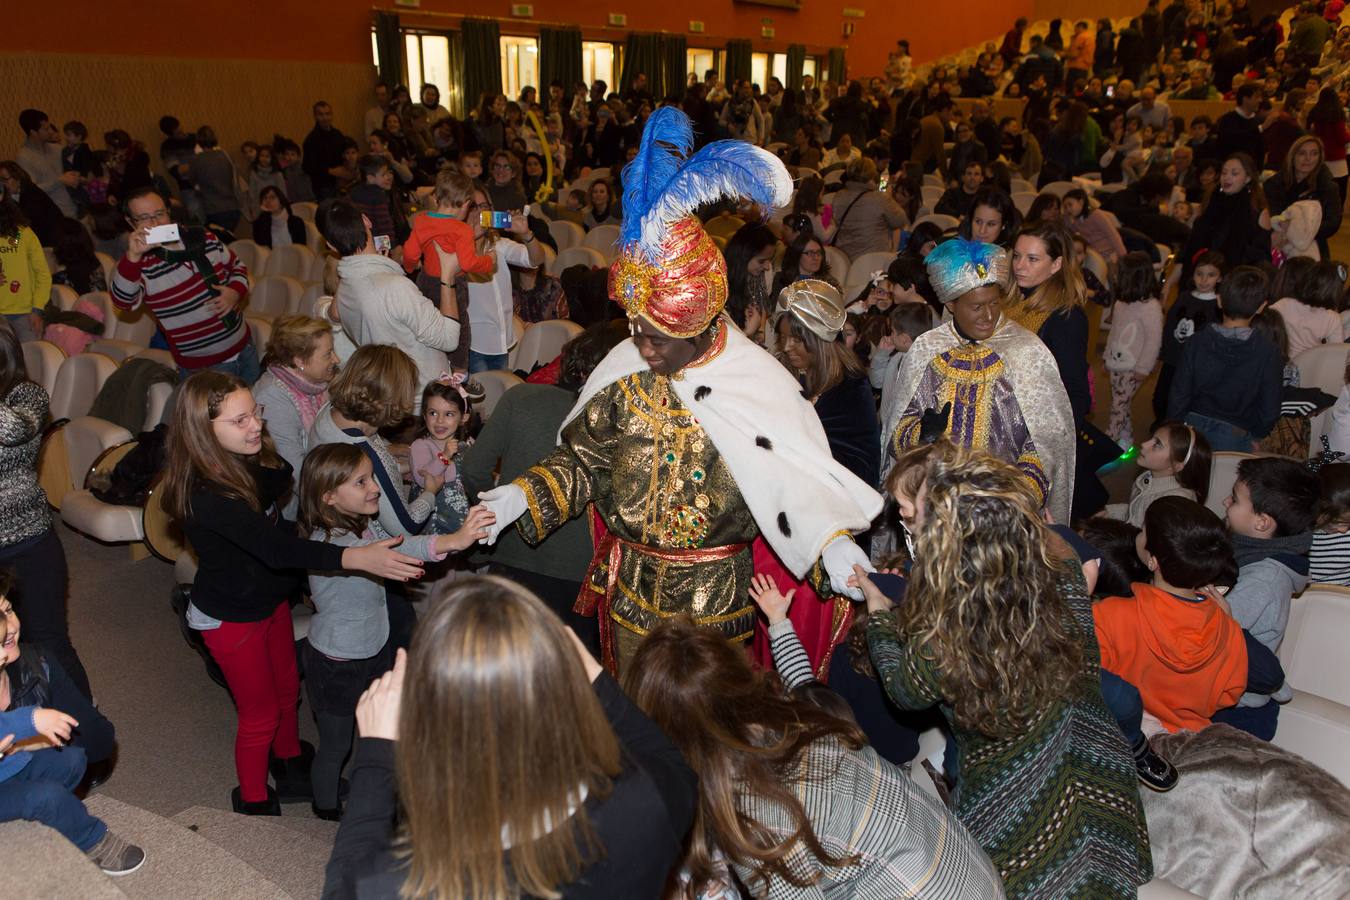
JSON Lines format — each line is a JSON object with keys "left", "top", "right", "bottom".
{"left": 1154, "top": 421, "right": 1212, "bottom": 504}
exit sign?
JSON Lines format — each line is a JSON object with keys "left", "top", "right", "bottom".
{"left": 842, "top": 7, "right": 865, "bottom": 16}
{"left": 761, "top": 25, "right": 776, "bottom": 38}
{"left": 511, "top": 3, "right": 533, "bottom": 15}
{"left": 608, "top": 12, "right": 627, "bottom": 25}
{"left": 689, "top": 20, "right": 705, "bottom": 32}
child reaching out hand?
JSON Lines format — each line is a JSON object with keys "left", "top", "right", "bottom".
{"left": 297, "top": 443, "right": 494, "bottom": 818}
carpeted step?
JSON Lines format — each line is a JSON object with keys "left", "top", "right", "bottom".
{"left": 84, "top": 795, "right": 291, "bottom": 899}
{"left": 0, "top": 819, "right": 128, "bottom": 898}
{"left": 171, "top": 805, "right": 337, "bottom": 900}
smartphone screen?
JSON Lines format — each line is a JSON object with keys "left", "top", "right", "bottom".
{"left": 373, "top": 234, "right": 392, "bottom": 254}
{"left": 479, "top": 209, "right": 515, "bottom": 229}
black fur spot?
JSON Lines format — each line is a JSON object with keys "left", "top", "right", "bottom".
{"left": 756, "top": 436, "right": 773, "bottom": 450}
{"left": 777, "top": 512, "right": 791, "bottom": 537}
{"left": 694, "top": 385, "right": 711, "bottom": 401}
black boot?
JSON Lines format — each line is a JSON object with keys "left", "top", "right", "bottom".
{"left": 232, "top": 786, "right": 281, "bottom": 816}
{"left": 270, "top": 741, "right": 316, "bottom": 802}
{"left": 311, "top": 801, "right": 342, "bottom": 821}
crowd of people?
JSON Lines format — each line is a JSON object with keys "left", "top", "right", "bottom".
{"left": 3, "top": 0, "right": 1350, "bottom": 895}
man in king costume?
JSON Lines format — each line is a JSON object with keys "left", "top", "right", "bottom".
{"left": 479, "top": 108, "right": 883, "bottom": 672}
{"left": 884, "top": 239, "right": 1077, "bottom": 523}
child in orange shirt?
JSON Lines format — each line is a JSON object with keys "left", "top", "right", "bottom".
{"left": 1094, "top": 497, "right": 1285, "bottom": 755}
{"left": 403, "top": 170, "right": 496, "bottom": 287}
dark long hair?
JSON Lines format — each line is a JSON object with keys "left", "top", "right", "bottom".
{"left": 625, "top": 618, "right": 865, "bottom": 894}
{"left": 0, "top": 318, "right": 30, "bottom": 398}
{"left": 723, "top": 223, "right": 777, "bottom": 328}
{"left": 957, "top": 186, "right": 1022, "bottom": 247}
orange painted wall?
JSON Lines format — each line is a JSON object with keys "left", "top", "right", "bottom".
{"left": 6, "top": 0, "right": 1032, "bottom": 77}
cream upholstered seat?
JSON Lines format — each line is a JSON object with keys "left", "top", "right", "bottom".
{"left": 1273, "top": 584, "right": 1350, "bottom": 787}
{"left": 550, "top": 246, "right": 606, "bottom": 276}
{"left": 59, "top": 424, "right": 148, "bottom": 557}
{"left": 845, "top": 251, "right": 897, "bottom": 300}
{"left": 581, "top": 224, "right": 621, "bottom": 262}
{"left": 228, "top": 239, "right": 269, "bottom": 275}
{"left": 248, "top": 276, "right": 303, "bottom": 320}
{"left": 49, "top": 352, "right": 118, "bottom": 421}
{"left": 513, "top": 319, "right": 583, "bottom": 373}
{"left": 21, "top": 340, "right": 65, "bottom": 398}
{"left": 262, "top": 243, "right": 317, "bottom": 281}
{"left": 547, "top": 220, "right": 584, "bottom": 253}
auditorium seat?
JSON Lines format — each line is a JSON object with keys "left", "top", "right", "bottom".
{"left": 513, "top": 319, "right": 583, "bottom": 373}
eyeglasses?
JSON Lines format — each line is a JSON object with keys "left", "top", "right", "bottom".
{"left": 801, "top": 249, "right": 824, "bottom": 258}
{"left": 129, "top": 209, "right": 170, "bottom": 225}
{"left": 492, "top": 163, "right": 513, "bottom": 171}
{"left": 215, "top": 405, "right": 265, "bottom": 429}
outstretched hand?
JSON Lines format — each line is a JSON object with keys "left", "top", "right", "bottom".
{"left": 918, "top": 402, "right": 952, "bottom": 444}
{"left": 356, "top": 648, "right": 406, "bottom": 741}
{"left": 748, "top": 574, "right": 795, "bottom": 625}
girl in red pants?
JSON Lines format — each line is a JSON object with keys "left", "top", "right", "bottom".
{"left": 161, "top": 372, "right": 424, "bottom": 815}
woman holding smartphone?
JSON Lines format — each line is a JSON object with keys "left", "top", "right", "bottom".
{"left": 462, "top": 186, "right": 545, "bottom": 373}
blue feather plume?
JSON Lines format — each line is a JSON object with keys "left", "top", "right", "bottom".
{"left": 633, "top": 139, "right": 793, "bottom": 261}
{"left": 619, "top": 107, "right": 694, "bottom": 247}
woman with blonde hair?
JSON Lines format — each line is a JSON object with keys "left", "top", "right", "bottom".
{"left": 1264, "top": 134, "right": 1343, "bottom": 259}
{"left": 322, "top": 576, "right": 696, "bottom": 899}
{"left": 1004, "top": 219, "right": 1109, "bottom": 518}
{"left": 163, "top": 371, "right": 422, "bottom": 815}
{"left": 252, "top": 314, "right": 341, "bottom": 516}
{"left": 860, "top": 447, "right": 1152, "bottom": 898}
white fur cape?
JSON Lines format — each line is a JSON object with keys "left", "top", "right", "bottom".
{"left": 560, "top": 321, "right": 885, "bottom": 577}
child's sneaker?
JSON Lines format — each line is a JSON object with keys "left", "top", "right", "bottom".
{"left": 1132, "top": 737, "right": 1179, "bottom": 792}
{"left": 85, "top": 830, "right": 146, "bottom": 876}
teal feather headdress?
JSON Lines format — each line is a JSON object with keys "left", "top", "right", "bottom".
{"left": 619, "top": 106, "right": 793, "bottom": 262}
{"left": 924, "top": 239, "right": 1010, "bottom": 304}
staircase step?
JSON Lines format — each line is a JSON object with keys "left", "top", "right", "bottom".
{"left": 0, "top": 819, "right": 128, "bottom": 898}
{"left": 84, "top": 795, "right": 290, "bottom": 899}
{"left": 171, "top": 805, "right": 336, "bottom": 899}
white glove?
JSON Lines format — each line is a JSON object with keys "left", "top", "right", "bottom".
{"left": 822, "top": 536, "right": 874, "bottom": 601}
{"left": 477, "top": 484, "right": 528, "bottom": 545}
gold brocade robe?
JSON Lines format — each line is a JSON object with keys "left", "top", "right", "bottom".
{"left": 514, "top": 370, "right": 759, "bottom": 641}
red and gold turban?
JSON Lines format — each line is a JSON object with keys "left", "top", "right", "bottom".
{"left": 608, "top": 216, "right": 728, "bottom": 338}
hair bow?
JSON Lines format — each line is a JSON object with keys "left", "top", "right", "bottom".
{"left": 437, "top": 371, "right": 471, "bottom": 402}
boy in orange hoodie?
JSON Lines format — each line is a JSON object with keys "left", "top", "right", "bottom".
{"left": 1094, "top": 496, "right": 1286, "bottom": 787}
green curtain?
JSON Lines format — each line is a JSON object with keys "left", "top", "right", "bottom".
{"left": 620, "top": 33, "right": 665, "bottom": 100}
{"left": 828, "top": 47, "right": 847, "bottom": 85}
{"left": 663, "top": 35, "right": 688, "bottom": 99}
{"left": 446, "top": 32, "right": 467, "bottom": 118}
{"left": 461, "top": 18, "right": 503, "bottom": 118}
{"left": 724, "top": 39, "right": 752, "bottom": 85}
{"left": 373, "top": 12, "right": 403, "bottom": 86}
{"left": 785, "top": 44, "right": 806, "bottom": 92}
{"left": 539, "top": 27, "right": 583, "bottom": 99}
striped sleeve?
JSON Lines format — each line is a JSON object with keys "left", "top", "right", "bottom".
{"left": 205, "top": 231, "right": 250, "bottom": 298}
{"left": 1309, "top": 530, "right": 1350, "bottom": 586}
{"left": 110, "top": 255, "right": 147, "bottom": 310}
{"left": 767, "top": 619, "right": 816, "bottom": 689}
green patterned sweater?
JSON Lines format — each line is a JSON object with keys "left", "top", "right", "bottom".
{"left": 865, "top": 564, "right": 1153, "bottom": 899}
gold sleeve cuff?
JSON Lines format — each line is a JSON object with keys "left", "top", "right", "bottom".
{"left": 528, "top": 465, "right": 569, "bottom": 522}
{"left": 515, "top": 477, "right": 545, "bottom": 535}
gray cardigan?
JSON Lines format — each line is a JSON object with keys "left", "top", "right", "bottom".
{"left": 309, "top": 405, "right": 434, "bottom": 538}
{"left": 307, "top": 522, "right": 443, "bottom": 659}
{"left": 461, "top": 383, "right": 592, "bottom": 582}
